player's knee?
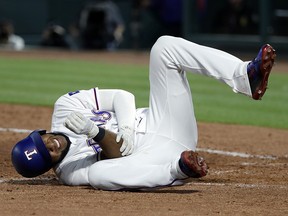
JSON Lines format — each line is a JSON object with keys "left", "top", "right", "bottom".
{"left": 156, "top": 35, "right": 175, "bottom": 44}
{"left": 88, "top": 162, "right": 119, "bottom": 190}
{"left": 88, "top": 163, "right": 105, "bottom": 189}
{"left": 150, "top": 36, "right": 175, "bottom": 62}
{"left": 152, "top": 36, "right": 173, "bottom": 51}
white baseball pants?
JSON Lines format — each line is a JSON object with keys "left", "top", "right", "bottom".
{"left": 88, "top": 36, "right": 252, "bottom": 190}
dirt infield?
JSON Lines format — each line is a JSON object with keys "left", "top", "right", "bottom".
{"left": 0, "top": 49, "right": 288, "bottom": 215}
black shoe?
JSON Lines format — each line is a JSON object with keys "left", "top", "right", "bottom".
{"left": 247, "top": 44, "right": 276, "bottom": 100}
{"left": 178, "top": 150, "right": 208, "bottom": 178}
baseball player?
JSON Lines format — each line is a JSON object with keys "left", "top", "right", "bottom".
{"left": 11, "top": 36, "right": 276, "bottom": 190}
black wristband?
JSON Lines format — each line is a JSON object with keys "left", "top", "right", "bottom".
{"left": 93, "top": 127, "right": 105, "bottom": 142}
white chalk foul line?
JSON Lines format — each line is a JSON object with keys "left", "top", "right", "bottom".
{"left": 190, "top": 182, "right": 288, "bottom": 189}
{"left": 0, "top": 127, "right": 32, "bottom": 133}
{"left": 197, "top": 148, "right": 277, "bottom": 160}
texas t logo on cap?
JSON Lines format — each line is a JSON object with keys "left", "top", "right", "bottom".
{"left": 24, "top": 149, "right": 38, "bottom": 160}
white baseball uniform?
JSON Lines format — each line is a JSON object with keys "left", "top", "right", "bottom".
{"left": 52, "top": 36, "right": 252, "bottom": 190}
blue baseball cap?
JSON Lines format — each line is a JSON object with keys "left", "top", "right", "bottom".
{"left": 11, "top": 130, "right": 53, "bottom": 178}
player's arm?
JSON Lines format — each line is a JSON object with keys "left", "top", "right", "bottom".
{"left": 97, "top": 89, "right": 136, "bottom": 128}
{"left": 96, "top": 129, "right": 123, "bottom": 159}
{"left": 64, "top": 112, "right": 122, "bottom": 159}
{"left": 97, "top": 89, "right": 136, "bottom": 156}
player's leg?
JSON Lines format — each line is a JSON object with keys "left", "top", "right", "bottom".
{"left": 146, "top": 35, "right": 247, "bottom": 150}
{"left": 88, "top": 134, "right": 188, "bottom": 190}
{"left": 146, "top": 36, "right": 276, "bottom": 147}
{"left": 152, "top": 36, "right": 275, "bottom": 99}
{"left": 144, "top": 36, "right": 274, "bottom": 184}
{"left": 87, "top": 132, "right": 209, "bottom": 190}
{"left": 146, "top": 37, "right": 199, "bottom": 150}
{"left": 141, "top": 35, "right": 250, "bottom": 182}
{"left": 150, "top": 36, "right": 252, "bottom": 96}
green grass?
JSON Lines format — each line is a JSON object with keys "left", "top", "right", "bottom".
{"left": 188, "top": 73, "right": 288, "bottom": 129}
{"left": 0, "top": 57, "right": 287, "bottom": 129}
{"left": 0, "top": 58, "right": 150, "bottom": 107}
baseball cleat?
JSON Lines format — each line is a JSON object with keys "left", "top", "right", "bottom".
{"left": 178, "top": 150, "right": 208, "bottom": 178}
{"left": 247, "top": 44, "right": 276, "bottom": 100}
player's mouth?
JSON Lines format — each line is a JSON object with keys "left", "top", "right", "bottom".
{"left": 51, "top": 135, "right": 69, "bottom": 151}
{"left": 53, "top": 138, "right": 61, "bottom": 149}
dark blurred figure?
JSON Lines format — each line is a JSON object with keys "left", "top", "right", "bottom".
{"left": 138, "top": 0, "right": 183, "bottom": 37}
{"left": 66, "top": 22, "right": 82, "bottom": 50}
{"left": 131, "top": 0, "right": 182, "bottom": 49}
{"left": 0, "top": 20, "right": 25, "bottom": 50}
{"left": 40, "top": 24, "right": 70, "bottom": 48}
{"left": 79, "top": 0, "right": 125, "bottom": 50}
{"left": 213, "top": 0, "right": 258, "bottom": 34}
{"left": 149, "top": 0, "right": 183, "bottom": 37}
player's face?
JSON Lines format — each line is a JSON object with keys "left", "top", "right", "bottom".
{"left": 41, "top": 133, "right": 69, "bottom": 163}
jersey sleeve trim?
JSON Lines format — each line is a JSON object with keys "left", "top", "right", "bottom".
{"left": 93, "top": 88, "right": 100, "bottom": 110}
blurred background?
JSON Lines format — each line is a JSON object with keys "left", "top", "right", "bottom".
{"left": 0, "top": 0, "right": 288, "bottom": 54}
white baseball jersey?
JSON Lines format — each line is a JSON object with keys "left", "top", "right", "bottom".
{"left": 52, "top": 36, "right": 252, "bottom": 190}
{"left": 52, "top": 88, "right": 148, "bottom": 185}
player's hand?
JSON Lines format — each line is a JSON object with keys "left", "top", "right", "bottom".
{"left": 64, "top": 111, "right": 99, "bottom": 139}
{"left": 116, "top": 126, "right": 134, "bottom": 156}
